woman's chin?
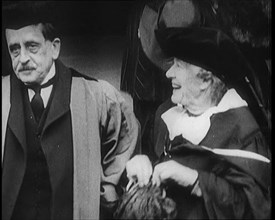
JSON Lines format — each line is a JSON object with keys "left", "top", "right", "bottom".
{"left": 171, "top": 95, "right": 181, "bottom": 105}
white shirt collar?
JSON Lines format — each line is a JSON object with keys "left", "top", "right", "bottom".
{"left": 41, "top": 61, "right": 56, "bottom": 85}
{"left": 161, "top": 89, "right": 248, "bottom": 144}
{"left": 28, "top": 62, "right": 56, "bottom": 107}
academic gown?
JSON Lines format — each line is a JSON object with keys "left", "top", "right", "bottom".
{"left": 153, "top": 99, "right": 271, "bottom": 219}
{"left": 2, "top": 60, "right": 139, "bottom": 220}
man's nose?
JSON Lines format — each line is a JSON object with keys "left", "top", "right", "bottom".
{"left": 19, "top": 48, "right": 30, "bottom": 64}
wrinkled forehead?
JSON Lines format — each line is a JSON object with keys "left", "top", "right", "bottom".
{"left": 5, "top": 24, "right": 45, "bottom": 45}
{"left": 165, "top": 57, "right": 190, "bottom": 70}
{"left": 170, "top": 58, "right": 203, "bottom": 76}
{"left": 174, "top": 57, "right": 200, "bottom": 69}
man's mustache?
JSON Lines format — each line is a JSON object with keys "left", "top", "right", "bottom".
{"left": 18, "top": 66, "right": 35, "bottom": 72}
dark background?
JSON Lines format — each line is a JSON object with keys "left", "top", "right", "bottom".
{"left": 2, "top": 1, "right": 135, "bottom": 35}
{"left": 2, "top": 1, "right": 136, "bottom": 89}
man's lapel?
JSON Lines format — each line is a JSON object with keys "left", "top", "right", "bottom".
{"left": 8, "top": 74, "right": 27, "bottom": 153}
{"left": 42, "top": 60, "right": 72, "bottom": 135}
{"left": 2, "top": 74, "right": 27, "bottom": 220}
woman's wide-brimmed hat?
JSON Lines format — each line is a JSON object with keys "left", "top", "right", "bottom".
{"left": 138, "top": 0, "right": 270, "bottom": 136}
{"left": 138, "top": 0, "right": 270, "bottom": 71}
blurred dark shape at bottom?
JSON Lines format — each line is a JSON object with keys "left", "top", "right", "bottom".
{"left": 114, "top": 182, "right": 177, "bottom": 219}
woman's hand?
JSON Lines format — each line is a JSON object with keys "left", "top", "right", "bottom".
{"left": 152, "top": 160, "right": 198, "bottom": 188}
{"left": 126, "top": 155, "right": 153, "bottom": 188}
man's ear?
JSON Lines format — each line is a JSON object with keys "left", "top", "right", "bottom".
{"left": 199, "top": 71, "right": 213, "bottom": 91}
{"left": 52, "top": 38, "right": 61, "bottom": 60}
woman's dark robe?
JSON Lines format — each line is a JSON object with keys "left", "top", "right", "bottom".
{"left": 153, "top": 99, "right": 271, "bottom": 219}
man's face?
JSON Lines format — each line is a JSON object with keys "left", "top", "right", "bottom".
{"left": 5, "top": 23, "right": 60, "bottom": 85}
{"left": 166, "top": 58, "right": 203, "bottom": 108}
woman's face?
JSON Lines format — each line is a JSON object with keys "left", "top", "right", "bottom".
{"left": 166, "top": 58, "right": 204, "bottom": 109}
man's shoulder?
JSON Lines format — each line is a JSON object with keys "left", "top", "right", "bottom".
{"left": 70, "top": 70, "right": 122, "bottom": 102}
{"left": 70, "top": 67, "right": 98, "bottom": 82}
{"left": 67, "top": 66, "right": 126, "bottom": 105}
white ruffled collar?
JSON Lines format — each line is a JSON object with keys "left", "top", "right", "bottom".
{"left": 161, "top": 89, "right": 248, "bottom": 144}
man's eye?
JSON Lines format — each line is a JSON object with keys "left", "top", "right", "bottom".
{"left": 9, "top": 47, "right": 20, "bottom": 57}
{"left": 28, "top": 44, "right": 39, "bottom": 53}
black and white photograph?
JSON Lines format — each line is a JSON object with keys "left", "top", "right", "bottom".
{"left": 2, "top": 1, "right": 271, "bottom": 219}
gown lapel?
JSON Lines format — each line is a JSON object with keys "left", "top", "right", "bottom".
{"left": 42, "top": 60, "right": 72, "bottom": 136}
{"left": 8, "top": 74, "right": 27, "bottom": 154}
{"left": 2, "top": 74, "right": 27, "bottom": 220}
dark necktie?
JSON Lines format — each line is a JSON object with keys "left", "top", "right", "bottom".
{"left": 28, "top": 76, "right": 56, "bottom": 123}
{"left": 30, "top": 85, "right": 44, "bottom": 123}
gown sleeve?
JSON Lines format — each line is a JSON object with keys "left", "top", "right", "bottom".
{"left": 198, "top": 132, "right": 271, "bottom": 219}
{"left": 97, "top": 81, "right": 140, "bottom": 211}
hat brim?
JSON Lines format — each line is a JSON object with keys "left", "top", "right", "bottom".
{"left": 139, "top": 0, "right": 200, "bottom": 71}
{"left": 154, "top": 27, "right": 251, "bottom": 86}
{"left": 139, "top": 5, "right": 171, "bottom": 71}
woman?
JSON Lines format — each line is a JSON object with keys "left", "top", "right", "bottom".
{"left": 125, "top": 27, "right": 271, "bottom": 219}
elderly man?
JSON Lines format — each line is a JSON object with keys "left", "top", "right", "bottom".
{"left": 2, "top": 2, "right": 139, "bottom": 220}
{"left": 125, "top": 27, "right": 271, "bottom": 219}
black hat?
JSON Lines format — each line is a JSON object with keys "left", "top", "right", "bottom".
{"left": 138, "top": 0, "right": 270, "bottom": 71}
{"left": 155, "top": 27, "right": 251, "bottom": 85}
{"left": 2, "top": 1, "right": 57, "bottom": 30}
{"left": 155, "top": 27, "right": 270, "bottom": 133}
